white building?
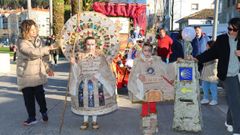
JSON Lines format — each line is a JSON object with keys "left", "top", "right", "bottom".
{"left": 20, "top": 8, "right": 50, "bottom": 37}
{"left": 163, "top": 0, "right": 214, "bottom": 31}
{"left": 176, "top": 9, "right": 214, "bottom": 29}
{"left": 0, "top": 8, "right": 50, "bottom": 44}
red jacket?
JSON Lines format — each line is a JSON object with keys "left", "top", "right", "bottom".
{"left": 157, "top": 35, "right": 173, "bottom": 59}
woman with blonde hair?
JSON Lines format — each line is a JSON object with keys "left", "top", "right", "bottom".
{"left": 17, "top": 19, "right": 56, "bottom": 126}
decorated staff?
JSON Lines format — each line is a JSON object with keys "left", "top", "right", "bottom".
{"left": 59, "top": 11, "right": 119, "bottom": 131}
{"left": 58, "top": 12, "right": 80, "bottom": 134}
{"left": 173, "top": 27, "right": 202, "bottom": 132}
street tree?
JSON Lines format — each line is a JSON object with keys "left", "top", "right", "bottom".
{"left": 71, "top": 0, "right": 81, "bottom": 15}
{"left": 53, "top": 0, "right": 64, "bottom": 39}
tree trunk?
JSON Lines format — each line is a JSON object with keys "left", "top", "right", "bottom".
{"left": 71, "top": 0, "right": 83, "bottom": 15}
{"left": 53, "top": 0, "right": 64, "bottom": 39}
{"left": 71, "top": 0, "right": 78, "bottom": 15}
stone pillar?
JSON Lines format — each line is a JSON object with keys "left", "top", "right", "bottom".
{"left": 172, "top": 60, "right": 202, "bottom": 132}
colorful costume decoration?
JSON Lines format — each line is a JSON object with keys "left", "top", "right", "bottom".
{"left": 60, "top": 12, "right": 119, "bottom": 116}
{"left": 114, "top": 26, "right": 144, "bottom": 89}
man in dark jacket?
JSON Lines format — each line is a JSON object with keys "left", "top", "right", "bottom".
{"left": 170, "top": 30, "right": 184, "bottom": 62}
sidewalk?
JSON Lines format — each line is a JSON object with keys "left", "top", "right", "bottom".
{"left": 0, "top": 59, "right": 230, "bottom": 135}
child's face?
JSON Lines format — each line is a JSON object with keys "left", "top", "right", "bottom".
{"left": 85, "top": 39, "right": 96, "bottom": 52}
{"left": 142, "top": 46, "right": 152, "bottom": 58}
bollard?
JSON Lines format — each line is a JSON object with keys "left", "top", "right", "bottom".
{"left": 0, "top": 53, "right": 10, "bottom": 74}
{"left": 172, "top": 60, "right": 202, "bottom": 132}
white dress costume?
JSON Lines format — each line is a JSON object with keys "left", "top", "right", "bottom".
{"left": 60, "top": 12, "right": 120, "bottom": 115}
{"left": 69, "top": 53, "right": 117, "bottom": 115}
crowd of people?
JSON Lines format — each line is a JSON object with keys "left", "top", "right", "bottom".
{"left": 15, "top": 17, "right": 240, "bottom": 135}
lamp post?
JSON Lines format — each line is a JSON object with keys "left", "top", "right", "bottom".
{"left": 27, "top": 0, "right": 32, "bottom": 19}
{"left": 49, "top": 0, "right": 53, "bottom": 36}
{"left": 212, "top": 0, "right": 219, "bottom": 41}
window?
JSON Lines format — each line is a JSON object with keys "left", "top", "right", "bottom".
{"left": 219, "top": 0, "right": 222, "bottom": 13}
{"left": 191, "top": 3, "right": 199, "bottom": 10}
{"left": 206, "top": 20, "right": 212, "bottom": 24}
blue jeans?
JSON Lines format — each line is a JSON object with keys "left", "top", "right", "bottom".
{"left": 202, "top": 80, "right": 218, "bottom": 101}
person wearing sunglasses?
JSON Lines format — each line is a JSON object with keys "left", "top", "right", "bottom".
{"left": 194, "top": 17, "right": 240, "bottom": 135}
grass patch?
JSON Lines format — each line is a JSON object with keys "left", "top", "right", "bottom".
{"left": 0, "top": 47, "right": 14, "bottom": 57}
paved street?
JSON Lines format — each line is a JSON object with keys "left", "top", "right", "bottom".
{"left": 0, "top": 59, "right": 231, "bottom": 135}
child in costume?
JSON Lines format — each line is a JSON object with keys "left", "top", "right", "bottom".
{"left": 128, "top": 42, "right": 175, "bottom": 135}
{"left": 69, "top": 37, "right": 117, "bottom": 130}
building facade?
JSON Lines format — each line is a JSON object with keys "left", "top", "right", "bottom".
{"left": 163, "top": 0, "right": 214, "bottom": 31}
{"left": 218, "top": 0, "right": 240, "bottom": 23}
{"left": 176, "top": 9, "right": 214, "bottom": 29}
{"left": 0, "top": 8, "right": 50, "bottom": 44}
{"left": 20, "top": 9, "right": 50, "bottom": 37}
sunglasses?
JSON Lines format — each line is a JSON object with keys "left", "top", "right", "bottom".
{"left": 228, "top": 27, "right": 238, "bottom": 32}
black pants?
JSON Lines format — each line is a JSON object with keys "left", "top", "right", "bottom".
{"left": 197, "top": 62, "right": 203, "bottom": 73}
{"left": 13, "top": 52, "right": 17, "bottom": 62}
{"left": 22, "top": 85, "right": 47, "bottom": 119}
{"left": 222, "top": 76, "right": 240, "bottom": 133}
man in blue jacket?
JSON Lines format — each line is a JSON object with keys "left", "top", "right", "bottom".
{"left": 191, "top": 26, "right": 210, "bottom": 72}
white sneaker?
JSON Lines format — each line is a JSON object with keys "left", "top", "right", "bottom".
{"left": 200, "top": 99, "right": 209, "bottom": 104}
{"left": 209, "top": 100, "right": 218, "bottom": 105}
{"left": 225, "top": 122, "right": 233, "bottom": 132}
{"left": 233, "top": 134, "right": 240, "bottom": 135}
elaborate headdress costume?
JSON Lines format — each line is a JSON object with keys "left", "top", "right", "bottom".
{"left": 60, "top": 12, "right": 119, "bottom": 115}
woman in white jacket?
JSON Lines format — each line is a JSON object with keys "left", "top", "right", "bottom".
{"left": 17, "top": 20, "right": 56, "bottom": 126}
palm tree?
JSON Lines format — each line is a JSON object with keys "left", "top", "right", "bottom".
{"left": 70, "top": 0, "right": 79, "bottom": 15}
{"left": 53, "top": 0, "right": 64, "bottom": 39}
